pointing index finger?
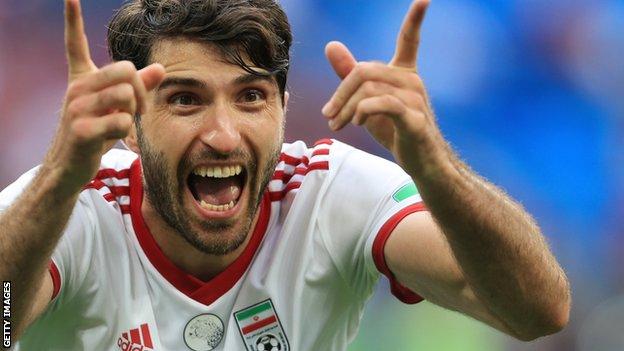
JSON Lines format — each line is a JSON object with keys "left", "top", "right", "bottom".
{"left": 390, "top": 0, "right": 430, "bottom": 70}
{"left": 65, "top": 0, "right": 93, "bottom": 78}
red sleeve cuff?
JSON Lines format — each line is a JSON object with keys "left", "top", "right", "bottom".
{"left": 49, "top": 261, "right": 61, "bottom": 301}
{"left": 372, "top": 202, "right": 427, "bottom": 304}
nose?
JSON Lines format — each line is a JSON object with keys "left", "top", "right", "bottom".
{"left": 198, "top": 102, "right": 241, "bottom": 154}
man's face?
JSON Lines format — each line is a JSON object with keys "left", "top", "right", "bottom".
{"left": 135, "top": 38, "right": 285, "bottom": 255}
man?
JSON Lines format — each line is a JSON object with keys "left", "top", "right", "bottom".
{"left": 0, "top": 0, "right": 570, "bottom": 350}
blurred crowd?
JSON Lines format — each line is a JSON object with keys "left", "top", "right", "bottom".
{"left": 1, "top": 0, "right": 623, "bottom": 350}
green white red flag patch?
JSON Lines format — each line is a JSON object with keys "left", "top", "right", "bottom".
{"left": 234, "top": 299, "right": 289, "bottom": 351}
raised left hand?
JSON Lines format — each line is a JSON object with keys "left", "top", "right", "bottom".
{"left": 323, "top": 0, "right": 449, "bottom": 176}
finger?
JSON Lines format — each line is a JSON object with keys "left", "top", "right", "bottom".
{"left": 390, "top": 0, "right": 430, "bottom": 69}
{"left": 353, "top": 94, "right": 410, "bottom": 128}
{"left": 64, "top": 0, "right": 93, "bottom": 77}
{"left": 70, "top": 83, "right": 137, "bottom": 117}
{"left": 322, "top": 62, "right": 417, "bottom": 118}
{"left": 330, "top": 81, "right": 398, "bottom": 130}
{"left": 139, "top": 63, "right": 167, "bottom": 91}
{"left": 70, "top": 112, "right": 134, "bottom": 145}
{"left": 325, "top": 41, "right": 358, "bottom": 80}
{"left": 71, "top": 61, "right": 148, "bottom": 113}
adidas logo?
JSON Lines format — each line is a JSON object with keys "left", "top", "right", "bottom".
{"left": 117, "top": 323, "right": 154, "bottom": 351}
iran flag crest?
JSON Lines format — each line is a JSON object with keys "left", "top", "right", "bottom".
{"left": 234, "top": 299, "right": 289, "bottom": 351}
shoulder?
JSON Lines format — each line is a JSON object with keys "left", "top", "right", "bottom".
{"left": 0, "top": 166, "right": 41, "bottom": 209}
{"left": 269, "top": 138, "right": 339, "bottom": 201}
{"left": 269, "top": 138, "right": 399, "bottom": 202}
{"left": 81, "top": 148, "right": 138, "bottom": 214}
{"left": 99, "top": 148, "right": 139, "bottom": 172}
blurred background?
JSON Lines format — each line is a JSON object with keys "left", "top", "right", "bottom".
{"left": 1, "top": 0, "right": 623, "bottom": 350}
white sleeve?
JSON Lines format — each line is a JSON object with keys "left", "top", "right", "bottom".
{"left": 317, "top": 142, "right": 426, "bottom": 303}
{"left": 0, "top": 167, "right": 95, "bottom": 305}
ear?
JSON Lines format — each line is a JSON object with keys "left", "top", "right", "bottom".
{"left": 122, "top": 121, "right": 140, "bottom": 154}
{"left": 283, "top": 91, "right": 290, "bottom": 112}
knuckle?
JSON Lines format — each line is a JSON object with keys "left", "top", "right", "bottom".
{"left": 104, "top": 83, "right": 134, "bottom": 104}
{"left": 69, "top": 119, "right": 95, "bottom": 143}
{"left": 383, "top": 94, "right": 401, "bottom": 108}
{"left": 118, "top": 114, "right": 133, "bottom": 130}
{"left": 332, "top": 94, "right": 345, "bottom": 108}
{"left": 413, "top": 111, "right": 427, "bottom": 120}
{"left": 381, "top": 94, "right": 394, "bottom": 104}
{"left": 412, "top": 93, "right": 426, "bottom": 109}
{"left": 108, "top": 118, "right": 123, "bottom": 133}
{"left": 354, "top": 101, "right": 366, "bottom": 116}
{"left": 66, "top": 79, "right": 86, "bottom": 99}
{"left": 370, "top": 61, "right": 386, "bottom": 69}
{"left": 361, "top": 81, "right": 378, "bottom": 96}
{"left": 66, "top": 99, "right": 85, "bottom": 117}
{"left": 409, "top": 74, "right": 425, "bottom": 89}
{"left": 117, "top": 83, "right": 135, "bottom": 100}
{"left": 352, "top": 62, "right": 368, "bottom": 77}
{"left": 116, "top": 60, "right": 137, "bottom": 75}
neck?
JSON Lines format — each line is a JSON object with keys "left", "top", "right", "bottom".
{"left": 141, "top": 198, "right": 261, "bottom": 282}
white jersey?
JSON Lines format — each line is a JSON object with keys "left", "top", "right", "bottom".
{"left": 1, "top": 139, "right": 426, "bottom": 351}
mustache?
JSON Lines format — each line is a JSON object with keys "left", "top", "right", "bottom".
{"left": 187, "top": 148, "right": 250, "bottom": 163}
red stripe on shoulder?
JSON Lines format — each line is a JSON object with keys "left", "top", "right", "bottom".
{"left": 49, "top": 261, "right": 61, "bottom": 301}
{"left": 270, "top": 140, "right": 333, "bottom": 202}
{"left": 311, "top": 148, "right": 330, "bottom": 157}
{"left": 83, "top": 167, "right": 131, "bottom": 208}
{"left": 110, "top": 186, "right": 130, "bottom": 197}
{"left": 95, "top": 168, "right": 130, "bottom": 180}
{"left": 306, "top": 162, "right": 329, "bottom": 172}
{"left": 372, "top": 202, "right": 427, "bottom": 304}
{"left": 269, "top": 182, "right": 302, "bottom": 201}
{"left": 280, "top": 153, "right": 303, "bottom": 166}
{"left": 313, "top": 138, "right": 334, "bottom": 146}
{"left": 83, "top": 179, "right": 106, "bottom": 191}
{"left": 120, "top": 205, "right": 131, "bottom": 214}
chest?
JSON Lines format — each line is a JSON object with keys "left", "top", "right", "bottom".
{"left": 88, "top": 221, "right": 356, "bottom": 351}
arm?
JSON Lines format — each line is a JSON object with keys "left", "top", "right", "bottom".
{"left": 322, "top": 0, "right": 570, "bottom": 340}
{"left": 0, "top": 169, "right": 80, "bottom": 338}
{"left": 385, "top": 161, "right": 570, "bottom": 340}
{"left": 0, "top": 0, "right": 163, "bottom": 338}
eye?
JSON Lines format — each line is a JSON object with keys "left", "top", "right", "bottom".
{"left": 169, "top": 93, "right": 200, "bottom": 106}
{"left": 241, "top": 89, "right": 265, "bottom": 103}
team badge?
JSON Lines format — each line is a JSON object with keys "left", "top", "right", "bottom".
{"left": 183, "top": 313, "right": 224, "bottom": 351}
{"left": 234, "top": 299, "right": 290, "bottom": 351}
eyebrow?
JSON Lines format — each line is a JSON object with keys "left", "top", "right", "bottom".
{"left": 157, "top": 77, "right": 207, "bottom": 92}
{"left": 232, "top": 73, "right": 276, "bottom": 87}
{"left": 156, "top": 73, "right": 276, "bottom": 92}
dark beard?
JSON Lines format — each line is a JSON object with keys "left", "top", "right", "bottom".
{"left": 137, "top": 130, "right": 281, "bottom": 256}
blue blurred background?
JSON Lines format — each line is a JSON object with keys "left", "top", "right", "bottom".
{"left": 1, "top": 0, "right": 623, "bottom": 350}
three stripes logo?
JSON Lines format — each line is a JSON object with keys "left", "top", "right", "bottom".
{"left": 117, "top": 323, "right": 154, "bottom": 351}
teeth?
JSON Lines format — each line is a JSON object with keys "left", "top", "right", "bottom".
{"left": 200, "top": 200, "right": 237, "bottom": 211}
{"left": 192, "top": 165, "right": 243, "bottom": 178}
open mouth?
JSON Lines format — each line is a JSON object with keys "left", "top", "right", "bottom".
{"left": 187, "top": 164, "right": 247, "bottom": 213}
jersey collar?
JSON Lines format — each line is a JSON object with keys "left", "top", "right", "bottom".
{"left": 128, "top": 158, "right": 271, "bottom": 306}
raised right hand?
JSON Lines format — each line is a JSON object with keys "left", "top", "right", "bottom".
{"left": 43, "top": 0, "right": 165, "bottom": 191}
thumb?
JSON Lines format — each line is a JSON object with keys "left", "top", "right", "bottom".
{"left": 325, "top": 41, "right": 357, "bottom": 80}
{"left": 139, "top": 63, "right": 166, "bottom": 91}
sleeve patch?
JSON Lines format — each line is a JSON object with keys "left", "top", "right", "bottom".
{"left": 392, "top": 182, "right": 419, "bottom": 202}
